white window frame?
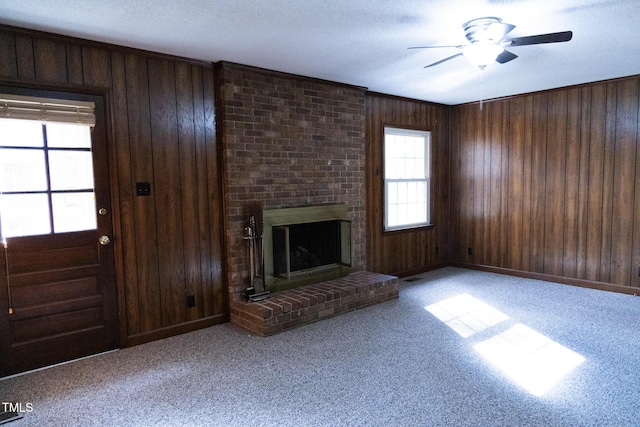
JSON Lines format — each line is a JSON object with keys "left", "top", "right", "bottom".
{"left": 383, "top": 126, "right": 431, "bottom": 231}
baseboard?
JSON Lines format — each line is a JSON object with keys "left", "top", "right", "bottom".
{"left": 124, "top": 314, "right": 229, "bottom": 347}
{"left": 391, "top": 262, "right": 449, "bottom": 278}
{"left": 451, "top": 262, "right": 640, "bottom": 296}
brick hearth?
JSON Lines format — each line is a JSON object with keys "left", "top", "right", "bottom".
{"left": 230, "top": 271, "right": 398, "bottom": 336}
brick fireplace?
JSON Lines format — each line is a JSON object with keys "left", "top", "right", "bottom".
{"left": 218, "top": 62, "right": 368, "bottom": 304}
{"left": 218, "top": 63, "right": 401, "bottom": 334}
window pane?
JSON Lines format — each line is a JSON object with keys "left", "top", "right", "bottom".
{"left": 0, "top": 193, "right": 51, "bottom": 238}
{"left": 384, "top": 127, "right": 430, "bottom": 230}
{"left": 49, "top": 151, "right": 94, "bottom": 191}
{"left": 385, "top": 133, "right": 427, "bottom": 179}
{"left": 46, "top": 123, "right": 91, "bottom": 148}
{"left": 0, "top": 148, "right": 48, "bottom": 192}
{"left": 0, "top": 118, "right": 44, "bottom": 147}
{"left": 52, "top": 192, "right": 97, "bottom": 233}
{"left": 387, "top": 181, "right": 397, "bottom": 204}
{"left": 388, "top": 204, "right": 398, "bottom": 228}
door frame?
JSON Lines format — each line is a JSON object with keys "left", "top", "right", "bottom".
{"left": 0, "top": 80, "right": 124, "bottom": 376}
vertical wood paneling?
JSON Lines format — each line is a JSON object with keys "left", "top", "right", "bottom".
{"left": 66, "top": 44, "right": 84, "bottom": 85}
{"left": 0, "top": 32, "right": 17, "bottom": 77}
{"left": 15, "top": 35, "right": 35, "bottom": 79}
{"left": 530, "top": 93, "right": 548, "bottom": 272}
{"left": 125, "top": 54, "right": 162, "bottom": 332}
{"left": 499, "top": 104, "right": 510, "bottom": 267}
{"left": 481, "top": 106, "right": 492, "bottom": 266}
{"left": 452, "top": 76, "right": 640, "bottom": 290}
{"left": 521, "top": 95, "right": 534, "bottom": 272}
{"left": 633, "top": 82, "right": 640, "bottom": 288}
{"left": 586, "top": 84, "right": 606, "bottom": 281}
{"left": 0, "top": 26, "right": 226, "bottom": 349}
{"left": 488, "top": 102, "right": 505, "bottom": 266}
{"left": 543, "top": 91, "right": 567, "bottom": 275}
{"left": 599, "top": 83, "right": 617, "bottom": 282}
{"left": 507, "top": 97, "right": 525, "bottom": 270}
{"left": 459, "top": 105, "right": 473, "bottom": 261}
{"left": 82, "top": 46, "right": 112, "bottom": 87}
{"left": 472, "top": 105, "right": 485, "bottom": 264}
{"left": 203, "top": 67, "right": 225, "bottom": 316}
{"left": 111, "top": 50, "right": 140, "bottom": 336}
{"left": 610, "top": 79, "right": 638, "bottom": 285}
{"left": 175, "top": 62, "right": 202, "bottom": 321}
{"left": 365, "top": 93, "right": 450, "bottom": 276}
{"left": 563, "top": 88, "right": 582, "bottom": 277}
{"left": 193, "top": 66, "right": 214, "bottom": 318}
{"left": 33, "top": 38, "right": 68, "bottom": 83}
{"left": 576, "top": 87, "right": 592, "bottom": 279}
{"left": 148, "top": 58, "right": 186, "bottom": 327}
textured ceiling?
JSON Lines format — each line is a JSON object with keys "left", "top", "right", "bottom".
{"left": 0, "top": 0, "right": 638, "bottom": 105}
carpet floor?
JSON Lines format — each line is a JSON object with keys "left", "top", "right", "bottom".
{"left": 1, "top": 267, "right": 639, "bottom": 426}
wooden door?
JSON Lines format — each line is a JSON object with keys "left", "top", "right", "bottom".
{"left": 0, "top": 89, "right": 118, "bottom": 376}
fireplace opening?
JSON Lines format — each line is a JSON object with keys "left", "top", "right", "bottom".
{"left": 263, "top": 204, "right": 351, "bottom": 293}
{"left": 274, "top": 220, "right": 342, "bottom": 276}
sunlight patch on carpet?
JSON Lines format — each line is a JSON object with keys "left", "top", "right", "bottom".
{"left": 425, "top": 293, "right": 509, "bottom": 338}
{"left": 473, "top": 323, "right": 586, "bottom": 396}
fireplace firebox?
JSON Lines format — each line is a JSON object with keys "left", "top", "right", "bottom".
{"left": 263, "top": 204, "right": 351, "bottom": 292}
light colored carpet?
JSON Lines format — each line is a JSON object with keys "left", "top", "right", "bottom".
{"left": 1, "top": 267, "right": 639, "bottom": 426}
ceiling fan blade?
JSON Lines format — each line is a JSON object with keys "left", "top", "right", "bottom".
{"left": 484, "top": 22, "right": 516, "bottom": 42}
{"left": 424, "top": 53, "right": 463, "bottom": 68}
{"left": 506, "top": 31, "right": 573, "bottom": 47}
{"left": 495, "top": 50, "right": 518, "bottom": 64}
{"left": 408, "top": 45, "right": 463, "bottom": 49}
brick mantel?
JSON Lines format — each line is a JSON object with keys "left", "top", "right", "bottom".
{"left": 217, "top": 62, "right": 367, "bottom": 302}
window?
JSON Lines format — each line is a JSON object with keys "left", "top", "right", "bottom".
{"left": 384, "top": 127, "right": 430, "bottom": 231}
{"left": 0, "top": 118, "right": 96, "bottom": 238}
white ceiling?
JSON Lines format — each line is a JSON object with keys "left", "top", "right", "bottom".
{"left": 0, "top": 0, "right": 638, "bottom": 105}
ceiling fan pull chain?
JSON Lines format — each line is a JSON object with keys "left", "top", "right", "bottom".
{"left": 480, "top": 68, "right": 484, "bottom": 111}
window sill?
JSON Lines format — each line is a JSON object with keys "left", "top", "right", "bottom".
{"left": 383, "top": 223, "right": 435, "bottom": 234}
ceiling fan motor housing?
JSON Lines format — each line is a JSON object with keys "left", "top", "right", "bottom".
{"left": 464, "top": 17, "right": 504, "bottom": 43}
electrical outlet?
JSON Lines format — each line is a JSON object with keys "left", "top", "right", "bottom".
{"left": 136, "top": 182, "right": 151, "bottom": 196}
{"left": 186, "top": 295, "right": 195, "bottom": 308}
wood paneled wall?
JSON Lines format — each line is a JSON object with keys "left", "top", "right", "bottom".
{"left": 451, "top": 77, "right": 640, "bottom": 291}
{"left": 0, "top": 25, "right": 227, "bottom": 346}
{"left": 366, "top": 93, "right": 451, "bottom": 276}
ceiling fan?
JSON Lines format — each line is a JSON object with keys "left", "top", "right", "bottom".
{"left": 409, "top": 17, "right": 572, "bottom": 69}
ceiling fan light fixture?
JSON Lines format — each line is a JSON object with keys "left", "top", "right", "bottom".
{"left": 464, "top": 42, "right": 504, "bottom": 69}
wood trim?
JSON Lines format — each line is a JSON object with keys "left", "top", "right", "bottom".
{"left": 0, "top": 24, "right": 213, "bottom": 67}
{"left": 392, "top": 262, "right": 449, "bottom": 279}
{"left": 458, "top": 73, "right": 640, "bottom": 108}
{"left": 123, "top": 314, "right": 228, "bottom": 347}
{"left": 452, "top": 262, "right": 640, "bottom": 296}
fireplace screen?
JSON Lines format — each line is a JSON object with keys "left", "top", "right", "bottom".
{"left": 273, "top": 219, "right": 351, "bottom": 279}
{"left": 263, "top": 204, "right": 352, "bottom": 292}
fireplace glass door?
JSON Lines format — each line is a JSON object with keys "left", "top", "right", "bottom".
{"left": 272, "top": 219, "right": 351, "bottom": 280}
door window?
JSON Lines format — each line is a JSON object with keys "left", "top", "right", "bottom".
{"left": 0, "top": 118, "right": 96, "bottom": 238}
